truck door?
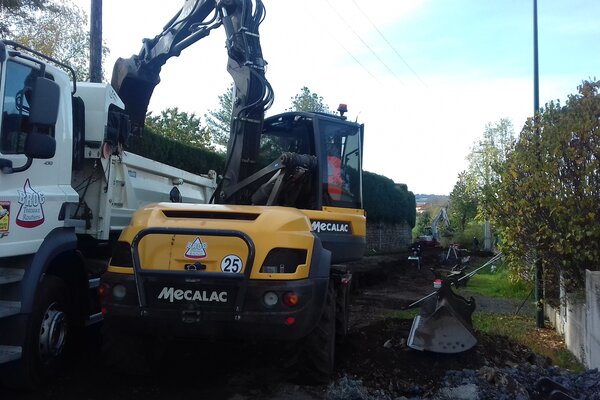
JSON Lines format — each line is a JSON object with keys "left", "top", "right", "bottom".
{"left": 0, "top": 56, "right": 66, "bottom": 256}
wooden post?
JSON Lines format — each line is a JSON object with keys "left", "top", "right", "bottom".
{"left": 89, "top": 0, "right": 103, "bottom": 83}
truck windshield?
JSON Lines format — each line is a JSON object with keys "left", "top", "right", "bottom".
{"left": 0, "top": 60, "right": 52, "bottom": 155}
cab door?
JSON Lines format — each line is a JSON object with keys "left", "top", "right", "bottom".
{"left": 0, "top": 55, "right": 64, "bottom": 256}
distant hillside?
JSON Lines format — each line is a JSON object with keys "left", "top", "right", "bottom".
{"left": 415, "top": 194, "right": 449, "bottom": 214}
{"left": 415, "top": 194, "right": 449, "bottom": 206}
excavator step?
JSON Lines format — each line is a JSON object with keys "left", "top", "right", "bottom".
{"left": 0, "top": 267, "right": 25, "bottom": 285}
{"left": 0, "top": 345, "right": 22, "bottom": 363}
{"left": 0, "top": 301, "right": 21, "bottom": 318}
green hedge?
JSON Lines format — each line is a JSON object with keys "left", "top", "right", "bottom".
{"left": 127, "top": 132, "right": 416, "bottom": 227}
{"left": 126, "top": 128, "right": 226, "bottom": 175}
{"left": 363, "top": 171, "right": 416, "bottom": 226}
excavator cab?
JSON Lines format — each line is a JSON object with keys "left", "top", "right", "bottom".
{"left": 218, "top": 110, "right": 366, "bottom": 265}
{"left": 250, "top": 111, "right": 364, "bottom": 211}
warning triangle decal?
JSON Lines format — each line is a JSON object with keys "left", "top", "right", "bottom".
{"left": 185, "top": 237, "right": 207, "bottom": 259}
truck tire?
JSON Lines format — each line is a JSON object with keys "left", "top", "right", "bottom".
{"left": 296, "top": 282, "right": 336, "bottom": 384}
{"left": 3, "top": 275, "right": 71, "bottom": 388}
{"left": 101, "top": 319, "right": 163, "bottom": 375}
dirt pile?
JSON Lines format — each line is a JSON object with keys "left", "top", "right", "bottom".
{"left": 335, "top": 317, "right": 553, "bottom": 398}
{"left": 328, "top": 248, "right": 597, "bottom": 399}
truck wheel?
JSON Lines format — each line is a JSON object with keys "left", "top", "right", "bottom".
{"left": 297, "top": 283, "right": 336, "bottom": 384}
{"left": 5, "top": 275, "right": 71, "bottom": 388}
{"left": 101, "top": 319, "right": 163, "bottom": 375}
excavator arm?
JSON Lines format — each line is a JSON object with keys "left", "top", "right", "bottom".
{"left": 431, "top": 207, "right": 451, "bottom": 241}
{"left": 111, "top": 0, "right": 274, "bottom": 203}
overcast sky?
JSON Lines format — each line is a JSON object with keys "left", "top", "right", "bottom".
{"left": 75, "top": 0, "right": 600, "bottom": 195}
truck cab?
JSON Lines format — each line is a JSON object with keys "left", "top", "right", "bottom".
{"left": 0, "top": 40, "right": 217, "bottom": 387}
{"left": 0, "top": 42, "right": 76, "bottom": 253}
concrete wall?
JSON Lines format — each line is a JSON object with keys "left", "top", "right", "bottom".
{"left": 586, "top": 270, "right": 600, "bottom": 369}
{"left": 546, "top": 270, "right": 600, "bottom": 369}
{"left": 366, "top": 221, "right": 413, "bottom": 253}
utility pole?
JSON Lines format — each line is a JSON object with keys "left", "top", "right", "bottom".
{"left": 533, "top": 0, "right": 544, "bottom": 329}
{"left": 89, "top": 0, "right": 103, "bottom": 83}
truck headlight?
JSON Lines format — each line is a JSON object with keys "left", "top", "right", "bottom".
{"left": 112, "top": 284, "right": 127, "bottom": 300}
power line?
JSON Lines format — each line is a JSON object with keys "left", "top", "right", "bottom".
{"left": 323, "top": 0, "right": 406, "bottom": 86}
{"left": 350, "top": 0, "right": 428, "bottom": 88}
{"left": 303, "top": 6, "right": 384, "bottom": 87}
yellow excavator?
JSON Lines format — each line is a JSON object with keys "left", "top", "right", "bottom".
{"left": 99, "top": 0, "right": 365, "bottom": 382}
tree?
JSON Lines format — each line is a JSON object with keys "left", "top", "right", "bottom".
{"left": 0, "top": 0, "right": 52, "bottom": 37}
{"left": 145, "top": 107, "right": 214, "bottom": 150}
{"left": 464, "top": 118, "right": 515, "bottom": 250}
{"left": 6, "top": 0, "right": 109, "bottom": 81}
{"left": 466, "top": 118, "right": 514, "bottom": 217}
{"left": 288, "top": 86, "right": 332, "bottom": 113}
{"left": 205, "top": 83, "right": 233, "bottom": 151}
{"left": 414, "top": 210, "right": 432, "bottom": 238}
{"left": 492, "top": 80, "right": 600, "bottom": 295}
{"left": 448, "top": 171, "right": 478, "bottom": 232}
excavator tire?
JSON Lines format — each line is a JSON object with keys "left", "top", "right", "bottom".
{"left": 293, "top": 282, "right": 336, "bottom": 384}
{"left": 335, "top": 283, "right": 350, "bottom": 339}
{"left": 101, "top": 319, "right": 164, "bottom": 376}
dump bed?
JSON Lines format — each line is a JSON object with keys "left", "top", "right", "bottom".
{"left": 69, "top": 151, "right": 217, "bottom": 240}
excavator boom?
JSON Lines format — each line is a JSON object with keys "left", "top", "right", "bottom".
{"left": 111, "top": 0, "right": 273, "bottom": 205}
{"left": 111, "top": 0, "right": 220, "bottom": 132}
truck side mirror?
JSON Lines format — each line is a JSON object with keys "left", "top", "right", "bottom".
{"left": 1, "top": 132, "right": 56, "bottom": 174}
{"left": 25, "top": 132, "right": 56, "bottom": 159}
{"left": 29, "top": 77, "right": 60, "bottom": 126}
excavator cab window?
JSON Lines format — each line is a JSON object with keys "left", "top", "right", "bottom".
{"left": 259, "top": 113, "right": 362, "bottom": 211}
{"left": 256, "top": 114, "right": 317, "bottom": 209}
{"left": 319, "top": 119, "right": 362, "bottom": 209}
{"left": 257, "top": 120, "right": 312, "bottom": 170}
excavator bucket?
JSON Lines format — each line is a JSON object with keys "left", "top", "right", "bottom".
{"left": 111, "top": 56, "right": 161, "bottom": 133}
{"left": 407, "top": 279, "right": 477, "bottom": 353}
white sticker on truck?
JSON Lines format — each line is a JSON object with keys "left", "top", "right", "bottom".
{"left": 16, "top": 179, "right": 45, "bottom": 228}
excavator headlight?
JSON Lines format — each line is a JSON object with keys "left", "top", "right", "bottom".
{"left": 260, "top": 248, "right": 307, "bottom": 274}
{"left": 262, "top": 291, "right": 279, "bottom": 307}
{"left": 110, "top": 241, "right": 133, "bottom": 268}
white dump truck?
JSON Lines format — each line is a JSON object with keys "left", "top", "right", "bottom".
{"left": 0, "top": 40, "right": 216, "bottom": 387}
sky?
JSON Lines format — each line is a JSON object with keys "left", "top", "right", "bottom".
{"left": 74, "top": 0, "right": 600, "bottom": 195}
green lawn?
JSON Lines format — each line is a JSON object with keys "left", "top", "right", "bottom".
{"left": 465, "top": 264, "right": 532, "bottom": 300}
{"left": 473, "top": 313, "right": 584, "bottom": 372}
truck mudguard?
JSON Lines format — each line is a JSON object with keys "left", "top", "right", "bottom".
{"left": 19, "top": 227, "right": 78, "bottom": 313}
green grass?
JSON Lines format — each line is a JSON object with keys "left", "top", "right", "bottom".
{"left": 387, "top": 308, "right": 420, "bottom": 320}
{"left": 473, "top": 313, "right": 585, "bottom": 372}
{"left": 466, "top": 266, "right": 582, "bottom": 371}
{"left": 464, "top": 266, "right": 532, "bottom": 300}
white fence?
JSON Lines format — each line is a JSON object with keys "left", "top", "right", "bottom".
{"left": 545, "top": 270, "right": 600, "bottom": 369}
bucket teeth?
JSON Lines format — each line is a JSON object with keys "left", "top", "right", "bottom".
{"left": 407, "top": 279, "right": 477, "bottom": 354}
